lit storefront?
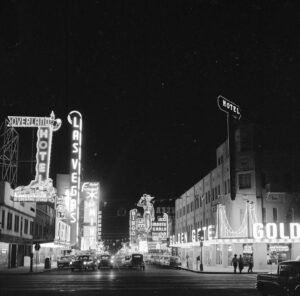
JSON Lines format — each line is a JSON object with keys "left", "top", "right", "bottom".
{"left": 171, "top": 219, "right": 300, "bottom": 270}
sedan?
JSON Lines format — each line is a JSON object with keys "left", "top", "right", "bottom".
{"left": 70, "top": 255, "right": 97, "bottom": 271}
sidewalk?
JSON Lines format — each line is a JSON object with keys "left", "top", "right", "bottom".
{"left": 179, "top": 264, "right": 277, "bottom": 274}
{"left": 0, "top": 262, "right": 57, "bottom": 275}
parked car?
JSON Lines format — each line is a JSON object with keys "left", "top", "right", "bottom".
{"left": 70, "top": 255, "right": 97, "bottom": 271}
{"left": 125, "top": 253, "right": 145, "bottom": 270}
{"left": 257, "top": 260, "right": 300, "bottom": 296}
{"left": 122, "top": 255, "right": 132, "bottom": 267}
{"left": 57, "top": 255, "right": 73, "bottom": 269}
{"left": 169, "top": 256, "right": 181, "bottom": 269}
{"left": 97, "top": 254, "right": 113, "bottom": 269}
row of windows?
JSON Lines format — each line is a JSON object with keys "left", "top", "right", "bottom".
{"left": 1, "top": 210, "right": 33, "bottom": 235}
{"left": 176, "top": 184, "right": 223, "bottom": 218}
{"left": 178, "top": 219, "right": 211, "bottom": 234}
{"left": 176, "top": 173, "right": 252, "bottom": 218}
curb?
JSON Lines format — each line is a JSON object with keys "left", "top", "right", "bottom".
{"left": 0, "top": 267, "right": 58, "bottom": 276}
{"left": 179, "top": 267, "right": 259, "bottom": 274}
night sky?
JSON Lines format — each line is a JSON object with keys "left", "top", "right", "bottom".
{"left": 1, "top": 1, "right": 300, "bottom": 236}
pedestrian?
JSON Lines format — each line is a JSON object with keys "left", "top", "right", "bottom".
{"left": 248, "top": 254, "right": 253, "bottom": 273}
{"left": 231, "top": 254, "right": 238, "bottom": 273}
{"left": 238, "top": 255, "right": 244, "bottom": 273}
{"left": 196, "top": 255, "right": 200, "bottom": 270}
{"left": 186, "top": 254, "right": 189, "bottom": 269}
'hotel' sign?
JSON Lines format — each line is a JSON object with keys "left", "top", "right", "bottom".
{"left": 217, "top": 95, "right": 241, "bottom": 120}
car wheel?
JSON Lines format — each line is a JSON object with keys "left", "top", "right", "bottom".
{"left": 71, "top": 268, "right": 74, "bottom": 272}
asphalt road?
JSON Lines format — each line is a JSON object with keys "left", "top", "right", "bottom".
{"left": 0, "top": 265, "right": 261, "bottom": 296}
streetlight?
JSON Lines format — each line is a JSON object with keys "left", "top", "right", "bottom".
{"left": 198, "top": 229, "right": 204, "bottom": 271}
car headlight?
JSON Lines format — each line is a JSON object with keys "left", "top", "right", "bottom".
{"left": 83, "top": 262, "right": 87, "bottom": 265}
{"left": 97, "top": 260, "right": 100, "bottom": 263}
{"left": 110, "top": 260, "right": 113, "bottom": 263}
{"left": 70, "top": 262, "right": 72, "bottom": 265}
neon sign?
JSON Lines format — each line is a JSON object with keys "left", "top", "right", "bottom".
{"left": 82, "top": 182, "right": 99, "bottom": 226}
{"left": 253, "top": 223, "right": 300, "bottom": 239}
{"left": 217, "top": 95, "right": 241, "bottom": 120}
{"left": 68, "top": 110, "right": 82, "bottom": 246}
{"left": 151, "top": 213, "right": 168, "bottom": 242}
{"left": 9, "top": 112, "right": 61, "bottom": 202}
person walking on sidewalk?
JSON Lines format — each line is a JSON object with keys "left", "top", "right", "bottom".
{"left": 231, "top": 254, "right": 238, "bottom": 273}
{"left": 248, "top": 254, "right": 253, "bottom": 273}
{"left": 238, "top": 255, "right": 244, "bottom": 273}
{"left": 196, "top": 255, "right": 200, "bottom": 270}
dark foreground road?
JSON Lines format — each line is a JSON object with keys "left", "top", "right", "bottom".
{"left": 0, "top": 265, "right": 260, "bottom": 296}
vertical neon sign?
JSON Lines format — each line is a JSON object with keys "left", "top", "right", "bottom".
{"left": 68, "top": 111, "right": 82, "bottom": 246}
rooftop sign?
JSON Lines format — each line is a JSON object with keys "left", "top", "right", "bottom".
{"left": 217, "top": 95, "right": 241, "bottom": 120}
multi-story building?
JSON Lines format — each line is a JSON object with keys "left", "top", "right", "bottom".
{"left": 0, "top": 181, "right": 35, "bottom": 268}
{"left": 171, "top": 124, "right": 300, "bottom": 270}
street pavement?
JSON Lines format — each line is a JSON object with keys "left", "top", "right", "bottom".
{"left": 0, "top": 265, "right": 261, "bottom": 296}
{"left": 0, "top": 261, "right": 276, "bottom": 275}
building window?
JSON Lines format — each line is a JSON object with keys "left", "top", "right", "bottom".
{"left": 238, "top": 173, "right": 251, "bottom": 189}
{"left": 1, "top": 210, "right": 5, "bottom": 229}
{"left": 208, "top": 191, "right": 211, "bottom": 203}
{"left": 227, "top": 180, "right": 230, "bottom": 193}
{"left": 7, "top": 213, "right": 12, "bottom": 230}
{"left": 14, "top": 215, "right": 19, "bottom": 232}
{"left": 24, "top": 219, "right": 28, "bottom": 234}
{"left": 200, "top": 196, "right": 202, "bottom": 207}
{"left": 225, "top": 181, "right": 227, "bottom": 194}
{"left": 30, "top": 221, "right": 33, "bottom": 235}
{"left": 218, "top": 185, "right": 220, "bottom": 195}
{"left": 273, "top": 208, "right": 278, "bottom": 223}
{"left": 205, "top": 192, "right": 208, "bottom": 204}
{"left": 262, "top": 208, "right": 266, "bottom": 224}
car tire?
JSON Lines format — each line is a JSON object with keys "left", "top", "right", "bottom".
{"left": 71, "top": 268, "right": 74, "bottom": 272}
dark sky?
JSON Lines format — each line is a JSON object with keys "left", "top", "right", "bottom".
{"left": 1, "top": 0, "right": 300, "bottom": 211}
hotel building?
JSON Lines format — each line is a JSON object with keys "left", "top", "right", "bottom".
{"left": 171, "top": 124, "right": 300, "bottom": 270}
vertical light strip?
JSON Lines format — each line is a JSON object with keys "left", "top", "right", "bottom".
{"left": 68, "top": 110, "right": 82, "bottom": 246}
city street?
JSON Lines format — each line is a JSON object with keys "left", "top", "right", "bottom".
{"left": 0, "top": 265, "right": 260, "bottom": 296}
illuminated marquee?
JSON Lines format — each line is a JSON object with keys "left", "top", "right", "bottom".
{"left": 68, "top": 111, "right": 82, "bottom": 246}
{"left": 9, "top": 112, "right": 61, "bottom": 202}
